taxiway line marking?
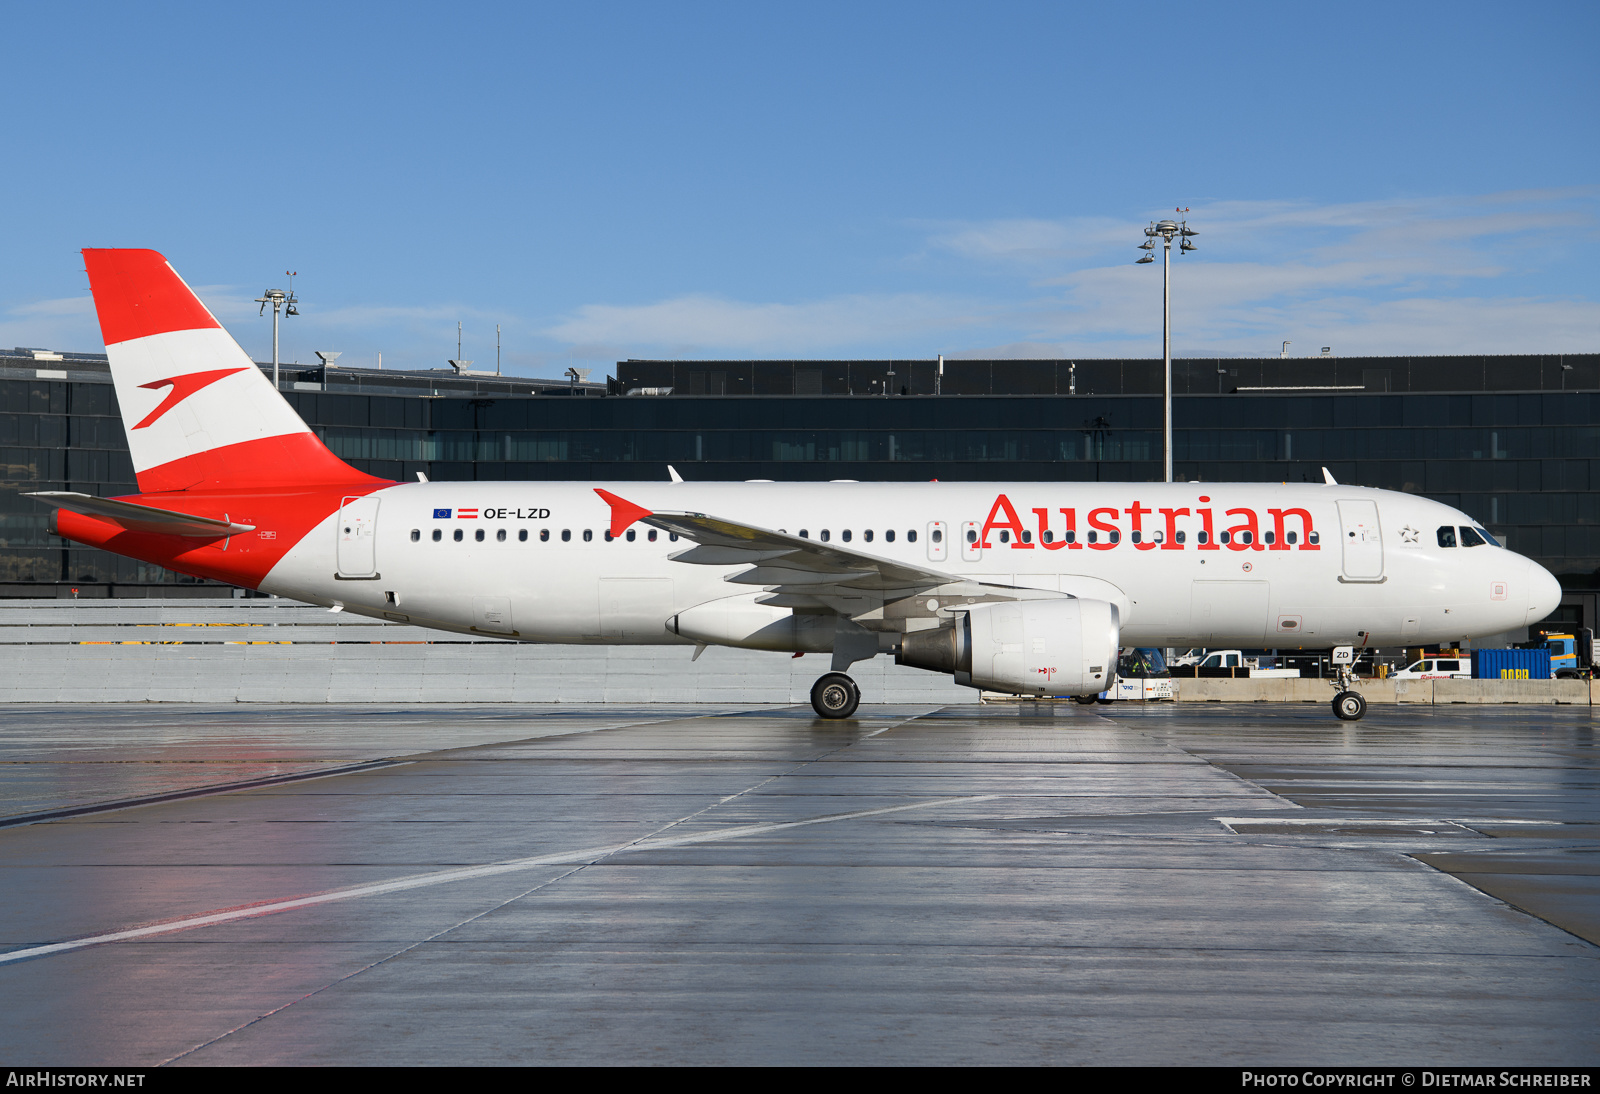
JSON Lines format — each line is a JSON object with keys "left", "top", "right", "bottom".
{"left": 0, "top": 794, "right": 998, "bottom": 965}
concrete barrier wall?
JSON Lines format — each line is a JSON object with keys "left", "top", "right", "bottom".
{"left": 1173, "top": 677, "right": 1594, "bottom": 705}
{"left": 2, "top": 600, "right": 1589, "bottom": 705}
{"left": 0, "top": 599, "right": 967, "bottom": 704}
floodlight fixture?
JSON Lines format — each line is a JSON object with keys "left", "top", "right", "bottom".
{"left": 1135, "top": 214, "right": 1198, "bottom": 483}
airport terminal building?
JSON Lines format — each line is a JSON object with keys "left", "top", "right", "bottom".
{"left": 2, "top": 346, "right": 1596, "bottom": 630}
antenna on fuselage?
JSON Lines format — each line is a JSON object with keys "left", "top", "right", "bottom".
{"left": 667, "top": 465, "right": 684, "bottom": 483}
{"left": 1322, "top": 467, "right": 1338, "bottom": 485}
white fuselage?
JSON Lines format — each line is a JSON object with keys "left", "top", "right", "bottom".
{"left": 260, "top": 480, "right": 1560, "bottom": 652}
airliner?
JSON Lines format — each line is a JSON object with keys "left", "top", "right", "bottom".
{"left": 28, "top": 250, "right": 1562, "bottom": 720}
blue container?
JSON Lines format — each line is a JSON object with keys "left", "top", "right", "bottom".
{"left": 1472, "top": 648, "right": 1551, "bottom": 680}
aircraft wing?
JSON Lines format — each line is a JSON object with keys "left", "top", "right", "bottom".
{"left": 596, "top": 489, "right": 1063, "bottom": 628}
{"left": 27, "top": 491, "right": 256, "bottom": 537}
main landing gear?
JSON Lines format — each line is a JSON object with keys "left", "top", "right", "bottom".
{"left": 811, "top": 672, "right": 861, "bottom": 719}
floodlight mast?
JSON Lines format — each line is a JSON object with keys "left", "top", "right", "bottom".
{"left": 1136, "top": 218, "right": 1197, "bottom": 482}
{"left": 254, "top": 271, "right": 299, "bottom": 390}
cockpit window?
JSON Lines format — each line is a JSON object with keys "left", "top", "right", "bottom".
{"left": 1437, "top": 526, "right": 1457, "bottom": 548}
{"left": 1473, "top": 526, "right": 1499, "bottom": 547}
{"left": 1458, "top": 526, "right": 1486, "bottom": 547}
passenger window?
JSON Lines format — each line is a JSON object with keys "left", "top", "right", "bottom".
{"left": 1066, "top": 531, "right": 1076, "bottom": 543}
{"left": 475, "top": 529, "right": 485, "bottom": 542}
{"left": 1286, "top": 531, "right": 1297, "bottom": 544}
{"left": 998, "top": 530, "right": 1010, "bottom": 544}
{"left": 1308, "top": 531, "right": 1319, "bottom": 544}
{"left": 1153, "top": 530, "right": 1164, "bottom": 543}
{"left": 561, "top": 530, "right": 571, "bottom": 542}
{"left": 1197, "top": 531, "right": 1208, "bottom": 544}
{"left": 820, "top": 530, "right": 831, "bottom": 542}
{"left": 1110, "top": 531, "right": 1120, "bottom": 544}
{"left": 864, "top": 530, "right": 873, "bottom": 542}
{"left": 540, "top": 529, "right": 550, "bottom": 542}
{"left": 966, "top": 529, "right": 977, "bottom": 543}
{"left": 911, "top": 530, "right": 920, "bottom": 543}
{"left": 1088, "top": 531, "right": 1098, "bottom": 544}
{"left": 583, "top": 530, "right": 593, "bottom": 542}
{"left": 1219, "top": 531, "right": 1231, "bottom": 544}
{"left": 1131, "top": 531, "right": 1141, "bottom": 544}
{"left": 669, "top": 533, "right": 678, "bottom": 542}
{"left": 1263, "top": 531, "right": 1274, "bottom": 544}
{"left": 1021, "top": 530, "right": 1032, "bottom": 543}
{"left": 519, "top": 529, "right": 528, "bottom": 542}
{"left": 626, "top": 529, "right": 636, "bottom": 541}
{"left": 453, "top": 529, "right": 464, "bottom": 542}
{"left": 799, "top": 529, "right": 809, "bottom": 538}
{"left": 410, "top": 529, "right": 420, "bottom": 542}
{"left": 496, "top": 528, "right": 506, "bottom": 542}
{"left": 1458, "top": 527, "right": 1485, "bottom": 547}
{"left": 432, "top": 529, "right": 442, "bottom": 542}
{"left": 1437, "top": 526, "right": 1457, "bottom": 548}
{"left": 1239, "top": 531, "right": 1252, "bottom": 545}
{"left": 1042, "top": 530, "right": 1053, "bottom": 544}
{"left": 648, "top": 529, "right": 658, "bottom": 542}
{"left": 885, "top": 530, "right": 895, "bottom": 543}
{"left": 604, "top": 530, "right": 614, "bottom": 542}
{"left": 841, "top": 530, "right": 851, "bottom": 542}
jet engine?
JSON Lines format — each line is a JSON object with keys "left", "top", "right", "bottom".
{"left": 896, "top": 598, "right": 1120, "bottom": 696}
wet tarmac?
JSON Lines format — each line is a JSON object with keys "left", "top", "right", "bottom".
{"left": 0, "top": 701, "right": 1596, "bottom": 1066}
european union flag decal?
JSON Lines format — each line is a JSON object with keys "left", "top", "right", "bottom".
{"left": 433, "top": 508, "right": 451, "bottom": 519}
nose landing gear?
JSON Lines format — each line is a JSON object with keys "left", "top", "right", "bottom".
{"left": 810, "top": 672, "right": 861, "bottom": 719}
{"left": 1328, "top": 653, "right": 1368, "bottom": 720}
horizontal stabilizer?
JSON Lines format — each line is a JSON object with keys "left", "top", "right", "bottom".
{"left": 26, "top": 492, "right": 255, "bottom": 537}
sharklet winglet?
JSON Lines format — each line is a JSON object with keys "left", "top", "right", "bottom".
{"left": 594, "top": 488, "right": 653, "bottom": 538}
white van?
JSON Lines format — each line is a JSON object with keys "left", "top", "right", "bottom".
{"left": 1390, "top": 656, "right": 1473, "bottom": 680}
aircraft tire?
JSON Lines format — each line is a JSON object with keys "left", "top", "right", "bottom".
{"left": 1331, "top": 691, "right": 1367, "bottom": 721}
{"left": 811, "top": 673, "right": 860, "bottom": 719}
{"left": 1094, "top": 697, "right": 1115, "bottom": 705}
{"left": 1073, "top": 695, "right": 1099, "bottom": 705}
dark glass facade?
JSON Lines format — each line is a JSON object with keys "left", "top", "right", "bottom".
{"left": 3, "top": 351, "right": 1596, "bottom": 630}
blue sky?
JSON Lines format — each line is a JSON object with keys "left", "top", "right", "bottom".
{"left": 2, "top": 2, "right": 1595, "bottom": 377}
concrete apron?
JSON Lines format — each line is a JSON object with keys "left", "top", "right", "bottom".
{"left": 1173, "top": 677, "right": 1595, "bottom": 704}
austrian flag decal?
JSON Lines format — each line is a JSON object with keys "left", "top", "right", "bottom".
{"left": 457, "top": 508, "right": 479, "bottom": 519}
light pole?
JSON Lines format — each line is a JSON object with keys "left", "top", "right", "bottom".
{"left": 255, "top": 272, "right": 299, "bottom": 390}
{"left": 1137, "top": 217, "right": 1196, "bottom": 482}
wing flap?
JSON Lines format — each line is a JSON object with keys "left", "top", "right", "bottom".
{"left": 27, "top": 491, "right": 255, "bottom": 537}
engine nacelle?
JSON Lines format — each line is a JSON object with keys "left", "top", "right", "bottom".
{"left": 897, "top": 598, "right": 1120, "bottom": 696}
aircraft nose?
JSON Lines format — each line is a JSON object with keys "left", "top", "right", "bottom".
{"left": 1525, "top": 560, "right": 1562, "bottom": 626}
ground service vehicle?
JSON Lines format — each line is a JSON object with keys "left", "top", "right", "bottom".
{"left": 29, "top": 250, "right": 1563, "bottom": 721}
{"left": 1391, "top": 656, "right": 1473, "bottom": 680}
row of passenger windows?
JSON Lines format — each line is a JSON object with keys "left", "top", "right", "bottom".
{"left": 409, "top": 527, "right": 682, "bottom": 543}
{"left": 975, "top": 528, "right": 1318, "bottom": 546}
{"left": 796, "top": 529, "right": 921, "bottom": 542}
{"left": 404, "top": 525, "right": 1322, "bottom": 547}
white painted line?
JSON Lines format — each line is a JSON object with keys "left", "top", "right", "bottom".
{"left": 0, "top": 794, "right": 997, "bottom": 965}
